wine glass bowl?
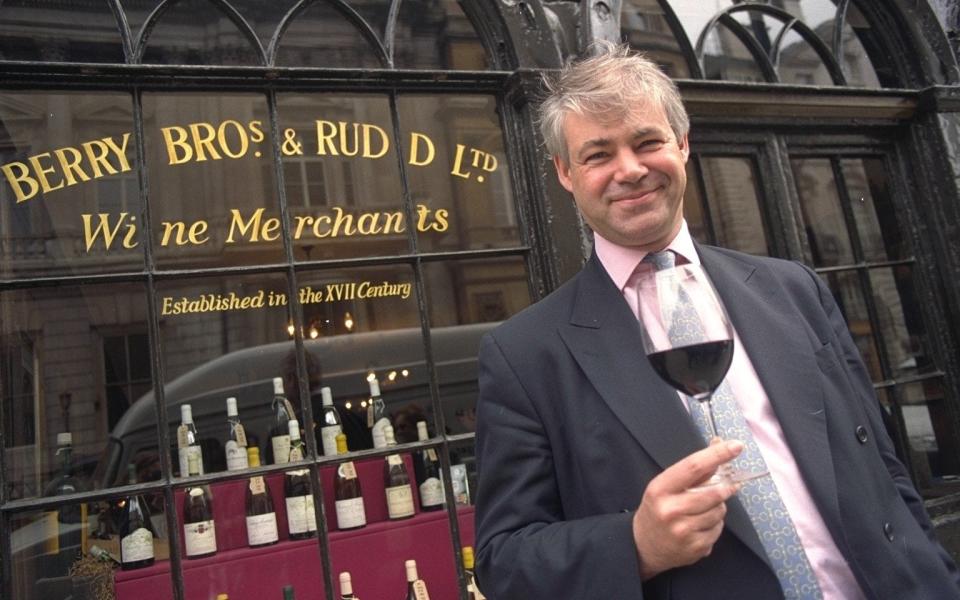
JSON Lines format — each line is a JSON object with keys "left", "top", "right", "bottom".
{"left": 637, "top": 261, "right": 766, "bottom": 484}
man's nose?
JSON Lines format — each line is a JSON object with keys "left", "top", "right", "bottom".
{"left": 613, "top": 149, "right": 647, "bottom": 183}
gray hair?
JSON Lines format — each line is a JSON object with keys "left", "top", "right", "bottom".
{"left": 539, "top": 40, "right": 690, "bottom": 162}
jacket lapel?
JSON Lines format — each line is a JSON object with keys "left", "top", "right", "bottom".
{"left": 557, "top": 253, "right": 771, "bottom": 566}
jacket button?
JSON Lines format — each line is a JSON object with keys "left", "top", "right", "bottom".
{"left": 855, "top": 426, "right": 869, "bottom": 444}
{"left": 883, "top": 522, "right": 894, "bottom": 541}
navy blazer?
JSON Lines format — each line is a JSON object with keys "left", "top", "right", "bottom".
{"left": 474, "top": 244, "right": 960, "bottom": 599}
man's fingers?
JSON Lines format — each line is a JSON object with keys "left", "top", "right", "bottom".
{"left": 657, "top": 440, "right": 744, "bottom": 493}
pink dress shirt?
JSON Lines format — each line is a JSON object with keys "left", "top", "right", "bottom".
{"left": 594, "top": 222, "right": 865, "bottom": 600}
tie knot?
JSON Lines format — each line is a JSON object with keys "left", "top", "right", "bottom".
{"left": 643, "top": 250, "right": 676, "bottom": 271}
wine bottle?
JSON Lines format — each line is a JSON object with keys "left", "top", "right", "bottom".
{"left": 270, "top": 377, "right": 295, "bottom": 464}
{"left": 225, "top": 396, "right": 249, "bottom": 471}
{"left": 462, "top": 546, "right": 485, "bottom": 600}
{"left": 368, "top": 378, "right": 390, "bottom": 449}
{"left": 119, "top": 463, "right": 155, "bottom": 570}
{"left": 177, "top": 404, "right": 204, "bottom": 477}
{"left": 283, "top": 585, "right": 296, "bottom": 600}
{"left": 339, "top": 571, "right": 358, "bottom": 599}
{"left": 41, "top": 432, "right": 85, "bottom": 557}
{"left": 383, "top": 425, "right": 415, "bottom": 520}
{"left": 284, "top": 419, "right": 317, "bottom": 539}
{"left": 319, "top": 386, "right": 342, "bottom": 456}
{"left": 245, "top": 447, "right": 279, "bottom": 548}
{"left": 183, "top": 453, "right": 216, "bottom": 558}
{"left": 415, "top": 421, "right": 443, "bottom": 512}
{"left": 334, "top": 433, "right": 366, "bottom": 531}
{"left": 404, "top": 559, "right": 430, "bottom": 600}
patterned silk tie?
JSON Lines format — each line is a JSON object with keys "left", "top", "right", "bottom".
{"left": 643, "top": 251, "right": 823, "bottom": 600}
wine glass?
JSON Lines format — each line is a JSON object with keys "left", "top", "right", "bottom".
{"left": 637, "top": 262, "right": 766, "bottom": 484}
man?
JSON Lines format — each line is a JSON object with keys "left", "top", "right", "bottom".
{"left": 473, "top": 42, "right": 960, "bottom": 599}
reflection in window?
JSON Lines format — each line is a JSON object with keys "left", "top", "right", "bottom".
{"left": 274, "top": 0, "right": 382, "bottom": 68}
{"left": 791, "top": 158, "right": 855, "bottom": 267}
{"left": 868, "top": 267, "right": 935, "bottom": 378}
{"left": 102, "top": 332, "right": 151, "bottom": 432}
{"left": 139, "top": 0, "right": 261, "bottom": 66}
{"left": 899, "top": 379, "right": 960, "bottom": 490}
{"left": 822, "top": 269, "right": 883, "bottom": 381}
{"left": 701, "top": 25, "right": 767, "bottom": 82}
{"left": 2, "top": 335, "right": 36, "bottom": 449}
{"left": 621, "top": 0, "right": 692, "bottom": 77}
{"left": 424, "top": 257, "right": 531, "bottom": 328}
{"left": 842, "top": 158, "right": 906, "bottom": 262}
{"left": 0, "top": 1, "right": 125, "bottom": 63}
{"left": 699, "top": 156, "right": 769, "bottom": 256}
{"left": 394, "top": 0, "right": 489, "bottom": 70}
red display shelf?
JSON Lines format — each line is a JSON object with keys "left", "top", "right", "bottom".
{"left": 114, "top": 455, "right": 476, "bottom": 599}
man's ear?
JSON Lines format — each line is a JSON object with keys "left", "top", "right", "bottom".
{"left": 554, "top": 155, "right": 574, "bottom": 193}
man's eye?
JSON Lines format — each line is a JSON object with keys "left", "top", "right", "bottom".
{"left": 584, "top": 152, "right": 608, "bottom": 162}
{"left": 636, "top": 140, "right": 663, "bottom": 151}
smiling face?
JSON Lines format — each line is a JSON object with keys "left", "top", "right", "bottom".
{"left": 554, "top": 102, "right": 690, "bottom": 251}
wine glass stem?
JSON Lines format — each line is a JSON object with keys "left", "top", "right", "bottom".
{"left": 700, "top": 393, "right": 720, "bottom": 439}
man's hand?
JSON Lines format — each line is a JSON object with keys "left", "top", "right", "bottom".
{"left": 633, "top": 440, "right": 744, "bottom": 580}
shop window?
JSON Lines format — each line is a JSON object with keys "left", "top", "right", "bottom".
{"left": 138, "top": 0, "right": 262, "bottom": 66}
{"left": 698, "top": 156, "right": 770, "bottom": 256}
{"left": 274, "top": 1, "right": 384, "bottom": 68}
{"left": 102, "top": 332, "right": 151, "bottom": 432}
{"left": 0, "top": 1, "right": 125, "bottom": 63}
{"left": 1, "top": 335, "right": 36, "bottom": 449}
{"left": 621, "top": 0, "right": 694, "bottom": 77}
{"left": 394, "top": 0, "right": 489, "bottom": 70}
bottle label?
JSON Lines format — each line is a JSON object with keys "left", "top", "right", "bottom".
{"left": 335, "top": 497, "right": 367, "bottom": 529}
{"left": 414, "top": 580, "right": 430, "bottom": 600}
{"left": 121, "top": 527, "right": 154, "bottom": 563}
{"left": 233, "top": 423, "right": 247, "bottom": 447}
{"left": 178, "top": 446, "right": 203, "bottom": 477}
{"left": 289, "top": 445, "right": 303, "bottom": 462}
{"left": 321, "top": 425, "right": 342, "bottom": 456}
{"left": 387, "top": 454, "right": 402, "bottom": 466}
{"left": 427, "top": 448, "right": 438, "bottom": 461}
{"left": 285, "top": 495, "right": 317, "bottom": 534}
{"left": 419, "top": 477, "right": 444, "bottom": 507}
{"left": 385, "top": 485, "right": 415, "bottom": 519}
{"left": 226, "top": 440, "right": 249, "bottom": 471}
{"left": 249, "top": 476, "right": 266, "bottom": 495}
{"left": 366, "top": 403, "right": 374, "bottom": 427}
{"left": 271, "top": 435, "right": 290, "bottom": 464}
{"left": 338, "top": 462, "right": 357, "bottom": 480}
{"left": 184, "top": 520, "right": 216, "bottom": 556}
{"left": 176, "top": 424, "right": 189, "bottom": 448}
{"left": 245, "top": 512, "right": 279, "bottom": 546}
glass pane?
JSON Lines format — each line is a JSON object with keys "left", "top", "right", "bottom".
{"left": 394, "top": 0, "right": 489, "bottom": 70}
{"left": 397, "top": 94, "right": 520, "bottom": 253}
{"left": 776, "top": 26, "right": 836, "bottom": 86}
{"left": 868, "top": 267, "right": 936, "bottom": 378}
{"left": 172, "top": 474, "right": 325, "bottom": 597}
{"left": 276, "top": 93, "right": 409, "bottom": 261}
{"left": 0, "top": 1, "right": 125, "bottom": 63}
{"left": 0, "top": 92, "right": 143, "bottom": 278}
{"left": 699, "top": 156, "right": 769, "bottom": 256}
{"left": 296, "top": 264, "right": 424, "bottom": 450}
{"left": 701, "top": 24, "right": 768, "bottom": 83}
{"left": 840, "top": 4, "right": 883, "bottom": 88}
{"left": 154, "top": 271, "right": 294, "bottom": 476}
{"left": 821, "top": 269, "right": 883, "bottom": 381}
{"left": 424, "top": 257, "right": 531, "bottom": 328}
{"left": 228, "top": 0, "right": 301, "bottom": 56}
{"left": 0, "top": 281, "right": 158, "bottom": 499}
{"left": 140, "top": 0, "right": 261, "bottom": 66}
{"left": 841, "top": 158, "right": 907, "bottom": 261}
{"left": 620, "top": 0, "right": 692, "bottom": 78}
{"left": 683, "top": 159, "right": 709, "bottom": 244}
{"left": 791, "top": 158, "right": 855, "bottom": 267}
{"left": 670, "top": 0, "right": 734, "bottom": 56}
{"left": 899, "top": 379, "right": 960, "bottom": 488}
{"left": 12, "top": 494, "right": 171, "bottom": 600}
{"left": 141, "top": 92, "right": 283, "bottom": 270}
{"left": 731, "top": 11, "right": 785, "bottom": 56}
{"left": 275, "top": 1, "right": 382, "bottom": 68}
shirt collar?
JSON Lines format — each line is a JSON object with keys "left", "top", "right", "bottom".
{"left": 594, "top": 220, "right": 700, "bottom": 292}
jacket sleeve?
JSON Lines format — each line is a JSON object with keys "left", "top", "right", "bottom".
{"left": 473, "top": 333, "right": 645, "bottom": 599}
{"left": 804, "top": 262, "right": 960, "bottom": 586}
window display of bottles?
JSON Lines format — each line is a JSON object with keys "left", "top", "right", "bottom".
{"left": 183, "top": 454, "right": 217, "bottom": 558}
{"left": 119, "top": 463, "right": 155, "bottom": 570}
{"left": 178, "top": 404, "right": 204, "bottom": 477}
{"left": 284, "top": 419, "right": 317, "bottom": 539}
{"left": 334, "top": 432, "right": 367, "bottom": 531}
{"left": 224, "top": 397, "right": 249, "bottom": 471}
{"left": 245, "top": 447, "right": 279, "bottom": 548}
{"left": 41, "top": 432, "right": 87, "bottom": 569}
{"left": 462, "top": 546, "right": 485, "bottom": 600}
{"left": 319, "top": 386, "right": 343, "bottom": 456}
{"left": 415, "top": 421, "right": 443, "bottom": 512}
{"left": 383, "top": 425, "right": 415, "bottom": 521}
